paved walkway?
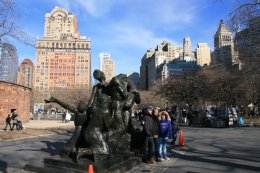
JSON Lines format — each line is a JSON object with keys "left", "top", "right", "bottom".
{"left": 23, "top": 120, "right": 74, "bottom": 129}
{"left": 0, "top": 120, "right": 74, "bottom": 130}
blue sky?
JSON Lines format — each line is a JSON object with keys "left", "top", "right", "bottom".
{"left": 11, "top": 0, "right": 238, "bottom": 75}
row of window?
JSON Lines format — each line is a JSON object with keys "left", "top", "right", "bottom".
{"left": 38, "top": 42, "right": 89, "bottom": 49}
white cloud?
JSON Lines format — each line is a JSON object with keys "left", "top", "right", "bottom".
{"left": 55, "top": 0, "right": 71, "bottom": 11}
{"left": 55, "top": 0, "right": 118, "bottom": 17}
{"left": 54, "top": 0, "right": 206, "bottom": 23}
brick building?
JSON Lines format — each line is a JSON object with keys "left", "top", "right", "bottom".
{"left": 0, "top": 81, "right": 31, "bottom": 124}
{"left": 34, "top": 7, "right": 91, "bottom": 104}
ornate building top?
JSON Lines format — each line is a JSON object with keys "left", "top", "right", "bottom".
{"left": 215, "top": 20, "right": 232, "bottom": 35}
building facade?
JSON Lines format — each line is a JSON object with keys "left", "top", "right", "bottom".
{"left": 157, "top": 59, "right": 201, "bottom": 81}
{"left": 0, "top": 43, "right": 18, "bottom": 83}
{"left": 213, "top": 20, "right": 235, "bottom": 70}
{"left": 235, "top": 16, "right": 260, "bottom": 70}
{"left": 34, "top": 7, "right": 91, "bottom": 102}
{"left": 140, "top": 41, "right": 183, "bottom": 90}
{"left": 127, "top": 72, "right": 140, "bottom": 90}
{"left": 196, "top": 43, "right": 211, "bottom": 66}
{"left": 183, "top": 37, "right": 192, "bottom": 57}
{"left": 17, "top": 58, "right": 34, "bottom": 88}
{"left": 99, "top": 52, "right": 115, "bottom": 82}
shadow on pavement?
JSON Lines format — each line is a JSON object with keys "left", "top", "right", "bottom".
{"left": 170, "top": 128, "right": 260, "bottom": 173}
{"left": 40, "top": 140, "right": 65, "bottom": 156}
{"left": 0, "top": 160, "right": 8, "bottom": 173}
{"left": 17, "top": 140, "right": 65, "bottom": 156}
{"left": 174, "top": 151, "right": 260, "bottom": 172}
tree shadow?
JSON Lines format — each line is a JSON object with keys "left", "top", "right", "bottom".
{"left": 174, "top": 151, "right": 260, "bottom": 172}
{"left": 39, "top": 140, "right": 65, "bottom": 156}
{"left": 17, "top": 140, "right": 65, "bottom": 156}
{"left": 169, "top": 128, "right": 260, "bottom": 172}
{"left": 0, "top": 160, "right": 8, "bottom": 173}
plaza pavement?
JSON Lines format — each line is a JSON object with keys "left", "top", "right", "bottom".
{"left": 23, "top": 120, "right": 74, "bottom": 129}
{"left": 0, "top": 120, "right": 74, "bottom": 131}
{"left": 0, "top": 122, "right": 260, "bottom": 173}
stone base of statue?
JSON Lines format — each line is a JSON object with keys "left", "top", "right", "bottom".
{"left": 24, "top": 152, "right": 142, "bottom": 173}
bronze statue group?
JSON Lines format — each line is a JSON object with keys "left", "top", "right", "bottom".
{"left": 45, "top": 69, "right": 140, "bottom": 162}
{"left": 45, "top": 69, "right": 178, "bottom": 164}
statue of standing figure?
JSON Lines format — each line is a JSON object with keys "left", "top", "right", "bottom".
{"left": 80, "top": 69, "right": 112, "bottom": 161}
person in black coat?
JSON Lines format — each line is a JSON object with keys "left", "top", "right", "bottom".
{"left": 168, "top": 105, "right": 179, "bottom": 145}
{"left": 152, "top": 107, "right": 160, "bottom": 161}
{"left": 143, "top": 106, "right": 158, "bottom": 164}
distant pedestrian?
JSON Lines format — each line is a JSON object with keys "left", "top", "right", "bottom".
{"left": 62, "top": 112, "right": 66, "bottom": 123}
{"left": 11, "top": 113, "right": 18, "bottom": 131}
{"left": 3, "top": 114, "right": 11, "bottom": 131}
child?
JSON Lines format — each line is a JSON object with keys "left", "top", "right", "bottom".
{"left": 159, "top": 111, "right": 172, "bottom": 161}
{"left": 3, "top": 114, "right": 11, "bottom": 131}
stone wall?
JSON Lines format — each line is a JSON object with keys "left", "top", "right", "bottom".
{"left": 0, "top": 81, "right": 31, "bottom": 124}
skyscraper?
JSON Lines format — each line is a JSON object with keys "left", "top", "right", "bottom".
{"left": 34, "top": 7, "right": 91, "bottom": 96}
{"left": 99, "top": 52, "right": 115, "bottom": 82}
{"left": 196, "top": 43, "right": 211, "bottom": 66}
{"left": 127, "top": 72, "right": 140, "bottom": 90}
{"left": 140, "top": 41, "right": 182, "bottom": 90}
{"left": 17, "top": 58, "right": 34, "bottom": 88}
{"left": 183, "top": 37, "right": 192, "bottom": 57}
{"left": 0, "top": 43, "right": 18, "bottom": 83}
{"left": 213, "top": 20, "right": 235, "bottom": 69}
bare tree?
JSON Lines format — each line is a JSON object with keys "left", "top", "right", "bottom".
{"left": 228, "top": 0, "right": 260, "bottom": 104}
{"left": 51, "top": 88, "right": 90, "bottom": 108}
{"left": 155, "top": 74, "right": 204, "bottom": 110}
{"left": 0, "top": 0, "right": 34, "bottom": 46}
{"left": 138, "top": 89, "right": 165, "bottom": 109}
{"left": 228, "top": 0, "right": 260, "bottom": 31}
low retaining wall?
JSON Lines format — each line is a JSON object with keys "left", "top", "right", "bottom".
{"left": 0, "top": 81, "right": 31, "bottom": 124}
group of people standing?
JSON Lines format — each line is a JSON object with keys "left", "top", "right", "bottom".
{"left": 3, "top": 111, "right": 22, "bottom": 131}
{"left": 130, "top": 105, "right": 179, "bottom": 164}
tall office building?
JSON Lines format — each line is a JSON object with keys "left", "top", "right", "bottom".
{"left": 99, "top": 52, "right": 115, "bottom": 82}
{"left": 17, "top": 58, "right": 34, "bottom": 88}
{"left": 127, "top": 72, "right": 140, "bottom": 90}
{"left": 214, "top": 20, "right": 233, "bottom": 49}
{"left": 196, "top": 43, "right": 211, "bottom": 66}
{"left": 183, "top": 37, "right": 192, "bottom": 57}
{"left": 213, "top": 20, "right": 235, "bottom": 69}
{"left": 34, "top": 7, "right": 91, "bottom": 97}
{"left": 140, "top": 40, "right": 182, "bottom": 90}
{"left": 235, "top": 17, "right": 260, "bottom": 70}
{"left": 0, "top": 43, "right": 18, "bottom": 83}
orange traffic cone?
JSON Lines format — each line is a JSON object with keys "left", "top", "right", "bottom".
{"left": 178, "top": 129, "right": 184, "bottom": 146}
{"left": 88, "top": 164, "right": 94, "bottom": 173}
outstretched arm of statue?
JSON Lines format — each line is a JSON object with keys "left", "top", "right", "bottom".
{"left": 45, "top": 97, "right": 78, "bottom": 115}
{"left": 44, "top": 97, "right": 56, "bottom": 103}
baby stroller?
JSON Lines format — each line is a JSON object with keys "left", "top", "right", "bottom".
{"left": 17, "top": 120, "right": 24, "bottom": 130}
